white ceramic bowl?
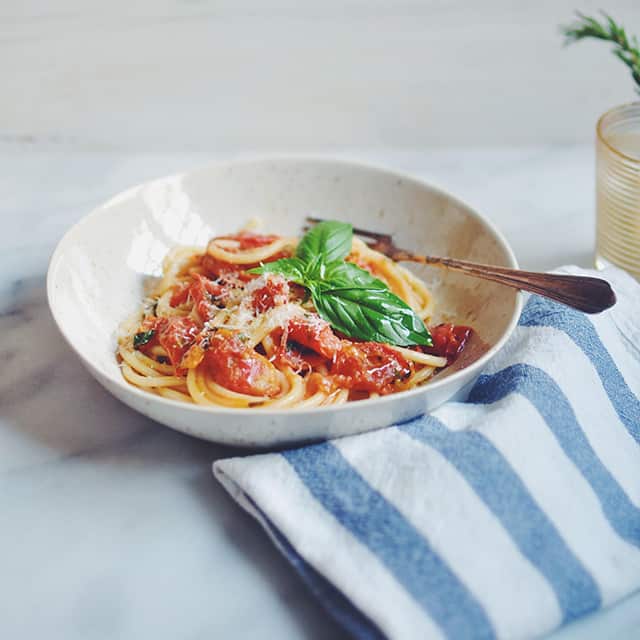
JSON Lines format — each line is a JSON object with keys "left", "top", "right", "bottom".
{"left": 47, "top": 157, "right": 522, "bottom": 447}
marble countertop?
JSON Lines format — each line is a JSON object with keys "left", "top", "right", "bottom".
{"left": 2, "top": 144, "right": 640, "bottom": 639}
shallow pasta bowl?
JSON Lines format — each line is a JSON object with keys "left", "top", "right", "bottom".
{"left": 47, "top": 157, "right": 522, "bottom": 447}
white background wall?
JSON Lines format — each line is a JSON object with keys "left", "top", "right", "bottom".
{"left": 3, "top": 0, "right": 640, "bottom": 151}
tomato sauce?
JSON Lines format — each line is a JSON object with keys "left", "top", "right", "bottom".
{"left": 271, "top": 338, "right": 324, "bottom": 374}
{"left": 251, "top": 278, "right": 289, "bottom": 313}
{"left": 287, "top": 317, "right": 342, "bottom": 359}
{"left": 135, "top": 317, "right": 163, "bottom": 355}
{"left": 215, "top": 232, "right": 281, "bottom": 250}
{"left": 158, "top": 318, "right": 200, "bottom": 371}
{"left": 201, "top": 232, "right": 290, "bottom": 279}
{"left": 137, "top": 316, "right": 200, "bottom": 372}
{"left": 191, "top": 274, "right": 229, "bottom": 321}
{"left": 330, "top": 342, "right": 412, "bottom": 395}
{"left": 272, "top": 319, "right": 415, "bottom": 396}
{"left": 306, "top": 372, "right": 335, "bottom": 395}
{"left": 204, "top": 331, "right": 280, "bottom": 397}
{"left": 169, "top": 273, "right": 229, "bottom": 321}
{"left": 169, "top": 282, "right": 190, "bottom": 307}
{"left": 424, "top": 324, "right": 473, "bottom": 365}
{"left": 269, "top": 318, "right": 341, "bottom": 374}
{"left": 199, "top": 251, "right": 288, "bottom": 280}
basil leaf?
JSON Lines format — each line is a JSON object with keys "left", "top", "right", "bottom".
{"left": 312, "top": 286, "right": 433, "bottom": 347}
{"left": 248, "top": 257, "right": 307, "bottom": 284}
{"left": 250, "top": 220, "right": 433, "bottom": 349}
{"left": 296, "top": 220, "right": 353, "bottom": 267}
{"left": 323, "top": 261, "right": 387, "bottom": 290}
{"left": 133, "top": 330, "right": 156, "bottom": 349}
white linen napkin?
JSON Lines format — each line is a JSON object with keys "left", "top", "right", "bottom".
{"left": 214, "top": 265, "right": 640, "bottom": 640}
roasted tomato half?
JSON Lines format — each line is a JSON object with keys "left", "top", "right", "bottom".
{"left": 204, "top": 330, "right": 280, "bottom": 397}
{"left": 287, "top": 317, "right": 342, "bottom": 359}
{"left": 331, "top": 341, "right": 412, "bottom": 395}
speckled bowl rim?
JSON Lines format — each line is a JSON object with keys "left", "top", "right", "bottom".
{"left": 47, "top": 155, "right": 523, "bottom": 417}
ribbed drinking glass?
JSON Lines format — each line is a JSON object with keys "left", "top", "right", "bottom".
{"left": 596, "top": 102, "right": 640, "bottom": 279}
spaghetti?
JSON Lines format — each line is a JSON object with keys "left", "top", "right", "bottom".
{"left": 117, "top": 225, "right": 472, "bottom": 408}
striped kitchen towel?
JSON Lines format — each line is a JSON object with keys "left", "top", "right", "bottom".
{"left": 213, "top": 265, "right": 640, "bottom": 640}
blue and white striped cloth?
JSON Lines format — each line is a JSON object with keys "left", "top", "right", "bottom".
{"left": 213, "top": 265, "right": 640, "bottom": 640}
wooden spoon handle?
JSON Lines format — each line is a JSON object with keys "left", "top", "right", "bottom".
{"left": 407, "top": 254, "right": 616, "bottom": 314}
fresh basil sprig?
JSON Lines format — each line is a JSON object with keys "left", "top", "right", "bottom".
{"left": 297, "top": 219, "right": 353, "bottom": 267}
{"left": 323, "top": 261, "right": 387, "bottom": 289}
{"left": 249, "top": 220, "right": 433, "bottom": 347}
{"left": 252, "top": 257, "right": 307, "bottom": 284}
{"left": 312, "top": 285, "right": 433, "bottom": 346}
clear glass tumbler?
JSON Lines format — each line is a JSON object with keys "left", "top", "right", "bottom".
{"left": 596, "top": 102, "right": 640, "bottom": 279}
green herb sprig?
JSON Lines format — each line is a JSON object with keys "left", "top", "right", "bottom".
{"left": 250, "top": 220, "right": 433, "bottom": 347}
{"left": 133, "top": 330, "right": 155, "bottom": 348}
{"left": 561, "top": 12, "right": 640, "bottom": 93}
